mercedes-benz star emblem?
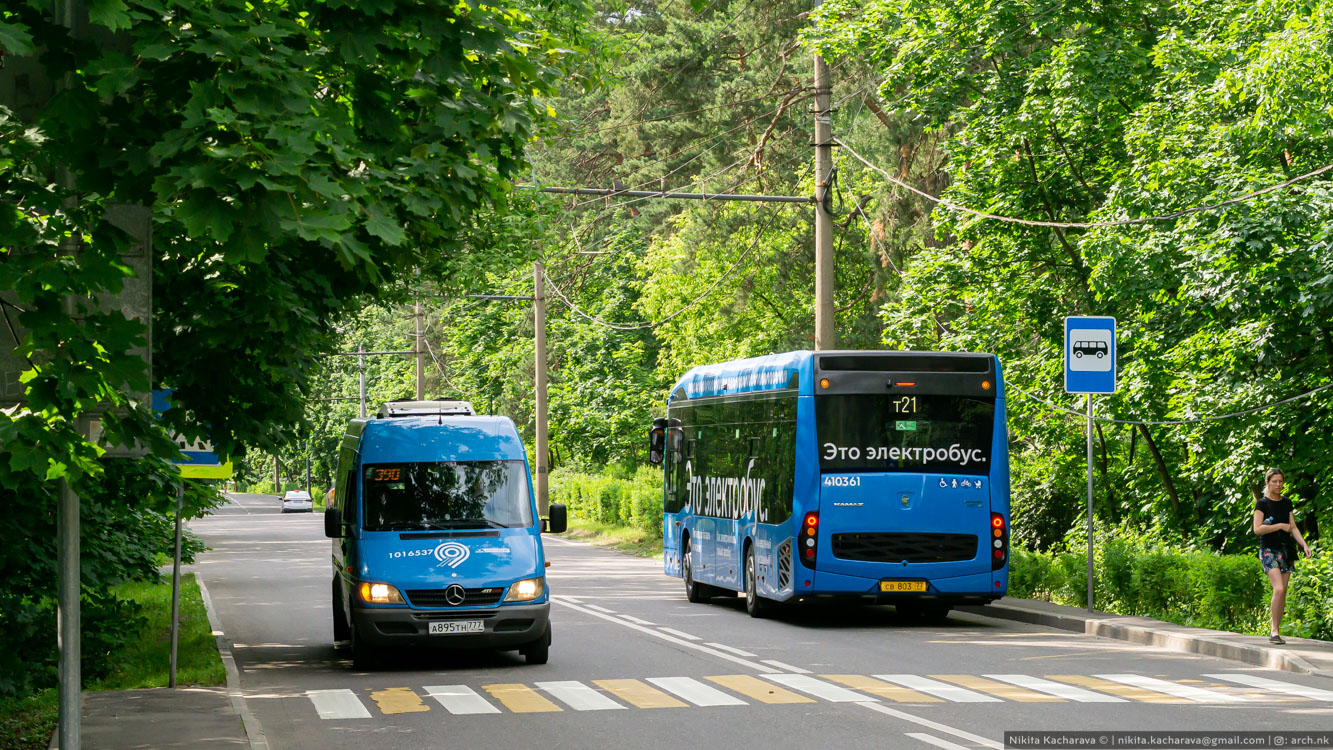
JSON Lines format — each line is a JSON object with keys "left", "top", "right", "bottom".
{"left": 444, "top": 584, "right": 466, "bottom": 606}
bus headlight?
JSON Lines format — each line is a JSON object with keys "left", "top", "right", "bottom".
{"left": 359, "top": 582, "right": 405, "bottom": 604}
{"left": 504, "top": 577, "right": 546, "bottom": 602}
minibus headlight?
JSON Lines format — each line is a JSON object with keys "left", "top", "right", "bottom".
{"left": 504, "top": 577, "right": 546, "bottom": 602}
{"left": 359, "top": 582, "right": 405, "bottom": 604}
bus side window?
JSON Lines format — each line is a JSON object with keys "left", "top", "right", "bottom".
{"left": 342, "top": 468, "right": 358, "bottom": 524}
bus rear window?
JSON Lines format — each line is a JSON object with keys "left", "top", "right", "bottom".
{"left": 815, "top": 394, "right": 995, "bottom": 474}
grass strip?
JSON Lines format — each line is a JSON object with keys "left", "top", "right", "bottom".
{"left": 563, "top": 518, "right": 664, "bottom": 558}
{"left": 0, "top": 573, "right": 224, "bottom": 750}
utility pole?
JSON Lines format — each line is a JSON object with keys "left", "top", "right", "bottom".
{"left": 414, "top": 297, "right": 425, "bottom": 400}
{"left": 813, "top": 52, "right": 835, "bottom": 351}
{"left": 358, "top": 344, "right": 367, "bottom": 418}
{"left": 273, "top": 457, "right": 280, "bottom": 495}
{"left": 534, "top": 262, "right": 549, "bottom": 517}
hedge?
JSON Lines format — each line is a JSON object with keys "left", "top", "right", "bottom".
{"left": 1011, "top": 539, "right": 1331, "bottom": 640}
{"left": 549, "top": 466, "right": 663, "bottom": 538}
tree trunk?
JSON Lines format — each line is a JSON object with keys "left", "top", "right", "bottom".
{"left": 1135, "top": 424, "right": 1180, "bottom": 515}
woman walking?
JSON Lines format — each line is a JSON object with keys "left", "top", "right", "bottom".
{"left": 1253, "top": 468, "right": 1311, "bottom": 644}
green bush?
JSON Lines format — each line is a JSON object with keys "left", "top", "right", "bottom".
{"left": 549, "top": 466, "right": 663, "bottom": 537}
{"left": 1009, "top": 539, "right": 1320, "bottom": 638}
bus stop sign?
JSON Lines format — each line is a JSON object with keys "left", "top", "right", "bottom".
{"left": 1065, "top": 316, "right": 1117, "bottom": 394}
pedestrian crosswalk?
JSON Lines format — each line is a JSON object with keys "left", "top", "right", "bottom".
{"left": 300, "top": 672, "right": 1327, "bottom": 720}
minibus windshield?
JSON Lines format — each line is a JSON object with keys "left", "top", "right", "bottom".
{"left": 361, "top": 460, "right": 533, "bottom": 531}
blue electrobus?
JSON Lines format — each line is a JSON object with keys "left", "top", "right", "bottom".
{"left": 648, "top": 350, "right": 1009, "bottom": 619}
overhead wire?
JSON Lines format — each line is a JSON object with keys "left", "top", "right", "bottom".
{"left": 1006, "top": 380, "right": 1333, "bottom": 426}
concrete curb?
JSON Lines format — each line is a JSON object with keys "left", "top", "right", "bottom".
{"left": 197, "top": 573, "right": 269, "bottom": 750}
{"left": 960, "top": 601, "right": 1333, "bottom": 679}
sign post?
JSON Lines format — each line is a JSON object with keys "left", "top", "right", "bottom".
{"left": 153, "top": 390, "right": 233, "bottom": 687}
{"left": 1065, "top": 317, "right": 1117, "bottom": 612}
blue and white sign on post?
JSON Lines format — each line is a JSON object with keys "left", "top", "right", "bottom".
{"left": 1065, "top": 316, "right": 1117, "bottom": 394}
{"left": 153, "top": 390, "right": 233, "bottom": 480}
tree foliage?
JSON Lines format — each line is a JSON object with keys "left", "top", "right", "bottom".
{"left": 0, "top": 0, "right": 585, "bottom": 697}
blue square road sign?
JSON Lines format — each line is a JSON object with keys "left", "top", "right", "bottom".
{"left": 1065, "top": 316, "right": 1116, "bottom": 394}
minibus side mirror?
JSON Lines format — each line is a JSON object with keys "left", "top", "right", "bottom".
{"left": 324, "top": 506, "right": 343, "bottom": 538}
{"left": 648, "top": 417, "right": 667, "bottom": 466}
{"left": 545, "top": 503, "right": 567, "bottom": 534}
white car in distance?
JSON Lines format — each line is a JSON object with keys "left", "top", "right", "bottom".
{"left": 281, "top": 490, "right": 313, "bottom": 513}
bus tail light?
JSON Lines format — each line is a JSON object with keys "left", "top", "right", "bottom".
{"left": 799, "top": 512, "right": 819, "bottom": 570}
{"left": 991, "top": 512, "right": 1008, "bottom": 570}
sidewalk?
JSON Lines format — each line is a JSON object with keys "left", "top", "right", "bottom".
{"left": 959, "top": 598, "right": 1333, "bottom": 678}
{"left": 56, "top": 597, "right": 1333, "bottom": 748}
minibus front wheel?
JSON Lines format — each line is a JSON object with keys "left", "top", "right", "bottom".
{"left": 521, "top": 623, "right": 551, "bottom": 665}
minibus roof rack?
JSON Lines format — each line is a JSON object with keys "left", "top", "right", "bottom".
{"left": 376, "top": 399, "right": 476, "bottom": 418}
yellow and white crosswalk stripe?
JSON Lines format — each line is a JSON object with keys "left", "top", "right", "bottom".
{"left": 706, "top": 675, "right": 814, "bottom": 704}
{"left": 537, "top": 681, "right": 627, "bottom": 711}
{"left": 1203, "top": 674, "right": 1333, "bottom": 702}
{"left": 932, "top": 675, "right": 1065, "bottom": 703}
{"left": 874, "top": 675, "right": 1002, "bottom": 703}
{"left": 593, "top": 679, "right": 689, "bottom": 709}
{"left": 647, "top": 676, "right": 747, "bottom": 706}
{"left": 822, "top": 675, "right": 944, "bottom": 703}
{"left": 304, "top": 671, "right": 1333, "bottom": 719}
{"left": 370, "top": 687, "right": 430, "bottom": 714}
{"left": 1041, "top": 675, "right": 1186, "bottom": 703}
{"left": 1095, "top": 674, "right": 1247, "bottom": 703}
{"left": 483, "top": 683, "right": 564, "bottom": 713}
{"left": 423, "top": 685, "right": 501, "bottom": 714}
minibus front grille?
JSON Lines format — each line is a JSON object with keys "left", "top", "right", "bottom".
{"left": 405, "top": 587, "right": 506, "bottom": 607}
{"left": 831, "top": 532, "right": 977, "bottom": 563}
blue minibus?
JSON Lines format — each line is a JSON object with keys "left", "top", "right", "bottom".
{"left": 648, "top": 350, "right": 1009, "bottom": 619}
{"left": 324, "top": 400, "right": 566, "bottom": 666}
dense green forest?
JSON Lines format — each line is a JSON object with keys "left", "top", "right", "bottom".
{"left": 264, "top": 0, "right": 1333, "bottom": 559}
{"left": 4, "top": 0, "right": 1333, "bottom": 703}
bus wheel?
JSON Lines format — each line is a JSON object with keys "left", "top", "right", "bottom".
{"left": 350, "top": 623, "right": 379, "bottom": 669}
{"left": 744, "top": 547, "right": 774, "bottom": 618}
{"left": 332, "top": 578, "right": 350, "bottom": 643}
{"left": 684, "top": 540, "right": 711, "bottom": 603}
{"left": 522, "top": 624, "right": 551, "bottom": 665}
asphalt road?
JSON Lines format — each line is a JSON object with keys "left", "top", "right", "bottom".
{"left": 192, "top": 494, "right": 1333, "bottom": 750}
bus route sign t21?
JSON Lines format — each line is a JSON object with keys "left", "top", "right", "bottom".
{"left": 1064, "top": 316, "right": 1117, "bottom": 394}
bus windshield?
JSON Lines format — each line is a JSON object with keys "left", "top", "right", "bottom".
{"left": 361, "top": 460, "right": 533, "bottom": 531}
{"left": 816, "top": 394, "right": 995, "bottom": 474}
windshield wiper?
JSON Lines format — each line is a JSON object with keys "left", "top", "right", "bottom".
{"left": 427, "top": 519, "right": 509, "bottom": 529}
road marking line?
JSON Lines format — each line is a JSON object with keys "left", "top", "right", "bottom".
{"left": 594, "top": 679, "right": 688, "bottom": 709}
{"left": 933, "top": 675, "right": 1064, "bottom": 702}
{"left": 621, "top": 615, "right": 655, "bottom": 626}
{"left": 647, "top": 677, "right": 748, "bottom": 706}
{"left": 369, "top": 687, "right": 429, "bottom": 715}
{"left": 1043, "top": 675, "right": 1185, "bottom": 703}
{"left": 537, "top": 681, "right": 627, "bottom": 711}
{"left": 658, "top": 627, "right": 701, "bottom": 641}
{"left": 762, "top": 674, "right": 876, "bottom": 703}
{"left": 423, "top": 685, "right": 501, "bottom": 714}
{"left": 859, "top": 703, "right": 1002, "bottom": 749}
{"left": 482, "top": 684, "right": 563, "bottom": 713}
{"left": 1204, "top": 674, "right": 1333, "bottom": 701}
{"left": 706, "top": 643, "right": 758, "bottom": 658}
{"left": 585, "top": 604, "right": 615, "bottom": 614}
{"left": 873, "top": 675, "right": 1001, "bottom": 703}
{"left": 1095, "top": 674, "right": 1246, "bottom": 703}
{"left": 706, "top": 675, "right": 815, "bottom": 704}
{"left": 306, "top": 689, "right": 371, "bottom": 720}
{"left": 907, "top": 732, "right": 975, "bottom": 750}
{"left": 562, "top": 595, "right": 583, "bottom": 603}
{"left": 551, "top": 598, "right": 774, "bottom": 672}
{"left": 761, "top": 659, "right": 811, "bottom": 674}
{"left": 822, "top": 675, "right": 943, "bottom": 703}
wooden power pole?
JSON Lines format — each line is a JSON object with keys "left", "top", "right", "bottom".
{"left": 813, "top": 52, "right": 835, "bottom": 351}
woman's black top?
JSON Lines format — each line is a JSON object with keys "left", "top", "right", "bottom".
{"left": 1255, "top": 495, "right": 1294, "bottom": 551}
